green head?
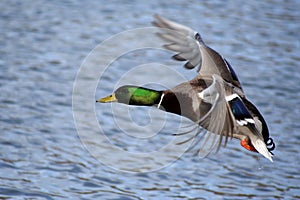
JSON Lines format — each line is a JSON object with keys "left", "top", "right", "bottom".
{"left": 97, "top": 85, "right": 162, "bottom": 106}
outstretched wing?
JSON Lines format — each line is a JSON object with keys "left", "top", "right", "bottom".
{"left": 153, "top": 14, "right": 243, "bottom": 91}
{"left": 176, "top": 74, "right": 236, "bottom": 157}
{"left": 152, "top": 14, "right": 201, "bottom": 69}
{"left": 197, "top": 75, "right": 236, "bottom": 141}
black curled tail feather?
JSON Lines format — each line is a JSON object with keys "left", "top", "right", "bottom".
{"left": 266, "top": 137, "right": 275, "bottom": 155}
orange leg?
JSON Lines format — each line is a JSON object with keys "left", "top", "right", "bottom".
{"left": 240, "top": 138, "right": 257, "bottom": 152}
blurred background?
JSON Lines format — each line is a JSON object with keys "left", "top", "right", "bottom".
{"left": 1, "top": 0, "right": 299, "bottom": 199}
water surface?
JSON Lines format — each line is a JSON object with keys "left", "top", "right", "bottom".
{"left": 1, "top": 0, "right": 300, "bottom": 199}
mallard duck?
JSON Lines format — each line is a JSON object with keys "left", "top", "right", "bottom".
{"left": 97, "top": 15, "right": 275, "bottom": 162}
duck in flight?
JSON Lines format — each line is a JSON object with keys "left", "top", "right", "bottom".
{"left": 97, "top": 15, "right": 275, "bottom": 162}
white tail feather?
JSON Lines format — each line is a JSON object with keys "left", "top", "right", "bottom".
{"left": 252, "top": 139, "right": 273, "bottom": 162}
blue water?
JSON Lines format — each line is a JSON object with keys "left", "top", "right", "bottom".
{"left": 1, "top": 0, "right": 300, "bottom": 199}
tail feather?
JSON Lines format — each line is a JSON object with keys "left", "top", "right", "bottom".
{"left": 252, "top": 139, "right": 273, "bottom": 162}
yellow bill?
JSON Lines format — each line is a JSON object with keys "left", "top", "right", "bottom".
{"left": 96, "top": 93, "right": 117, "bottom": 103}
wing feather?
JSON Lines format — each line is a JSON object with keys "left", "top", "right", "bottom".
{"left": 176, "top": 75, "right": 235, "bottom": 157}
{"left": 153, "top": 14, "right": 243, "bottom": 90}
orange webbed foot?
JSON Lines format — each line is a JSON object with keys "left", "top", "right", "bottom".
{"left": 241, "top": 138, "right": 257, "bottom": 152}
